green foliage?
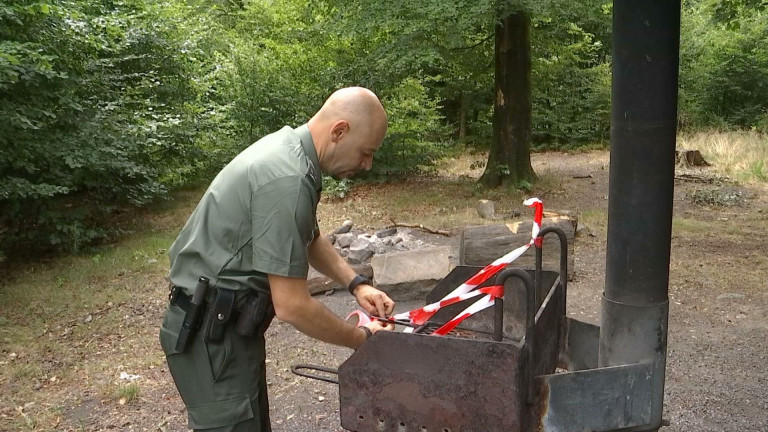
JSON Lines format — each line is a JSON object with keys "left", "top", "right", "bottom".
{"left": 531, "top": 3, "right": 612, "bottom": 144}
{"left": 322, "top": 177, "right": 351, "bottom": 199}
{"left": 710, "top": 0, "right": 767, "bottom": 29}
{"left": 680, "top": 0, "right": 768, "bottom": 130}
{"left": 2, "top": 0, "right": 767, "bottom": 259}
{"left": 367, "top": 78, "right": 450, "bottom": 178}
{"left": 0, "top": 0, "right": 224, "bottom": 257}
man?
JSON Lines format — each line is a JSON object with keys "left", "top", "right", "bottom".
{"left": 159, "top": 87, "right": 396, "bottom": 431}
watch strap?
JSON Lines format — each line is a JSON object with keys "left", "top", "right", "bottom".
{"left": 348, "top": 274, "right": 372, "bottom": 295}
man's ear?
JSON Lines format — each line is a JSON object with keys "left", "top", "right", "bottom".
{"left": 330, "top": 120, "right": 350, "bottom": 143}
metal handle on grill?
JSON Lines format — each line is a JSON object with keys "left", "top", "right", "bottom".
{"left": 291, "top": 364, "right": 339, "bottom": 385}
{"left": 535, "top": 226, "right": 568, "bottom": 317}
{"left": 496, "top": 267, "right": 535, "bottom": 404}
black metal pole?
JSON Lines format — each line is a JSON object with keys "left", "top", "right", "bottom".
{"left": 599, "top": 1, "right": 680, "bottom": 431}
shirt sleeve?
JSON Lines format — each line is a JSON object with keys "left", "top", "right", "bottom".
{"left": 250, "top": 175, "right": 317, "bottom": 278}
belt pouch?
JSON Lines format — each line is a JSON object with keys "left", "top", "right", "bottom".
{"left": 235, "top": 291, "right": 270, "bottom": 337}
{"left": 205, "top": 288, "right": 236, "bottom": 343}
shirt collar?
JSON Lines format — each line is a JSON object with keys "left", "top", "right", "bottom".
{"left": 295, "top": 124, "right": 323, "bottom": 194}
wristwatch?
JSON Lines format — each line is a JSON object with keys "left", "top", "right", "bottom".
{"left": 347, "top": 274, "right": 372, "bottom": 295}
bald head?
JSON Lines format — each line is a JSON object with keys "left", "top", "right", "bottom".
{"left": 312, "top": 87, "right": 387, "bottom": 134}
{"left": 308, "top": 87, "right": 388, "bottom": 179}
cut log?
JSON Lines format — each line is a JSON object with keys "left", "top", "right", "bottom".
{"left": 459, "top": 215, "right": 576, "bottom": 279}
{"left": 675, "top": 149, "right": 709, "bottom": 167}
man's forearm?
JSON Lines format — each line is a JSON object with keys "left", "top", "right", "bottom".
{"left": 308, "top": 234, "right": 357, "bottom": 287}
{"left": 269, "top": 273, "right": 366, "bottom": 349}
{"left": 286, "top": 296, "right": 367, "bottom": 349}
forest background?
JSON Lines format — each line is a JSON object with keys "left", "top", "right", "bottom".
{"left": 1, "top": 0, "right": 766, "bottom": 260}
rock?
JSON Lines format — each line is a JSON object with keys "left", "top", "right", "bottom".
{"left": 336, "top": 233, "right": 356, "bottom": 248}
{"left": 477, "top": 199, "right": 495, "bottom": 220}
{"left": 347, "top": 238, "right": 375, "bottom": 263}
{"left": 335, "top": 220, "right": 354, "bottom": 234}
{"left": 326, "top": 233, "right": 337, "bottom": 244}
{"left": 373, "top": 240, "right": 388, "bottom": 255}
{"left": 375, "top": 227, "right": 398, "bottom": 238}
{"left": 347, "top": 248, "right": 374, "bottom": 264}
{"left": 356, "top": 233, "right": 376, "bottom": 242}
{"left": 350, "top": 237, "right": 373, "bottom": 251}
{"left": 371, "top": 246, "right": 452, "bottom": 301}
{"left": 576, "top": 224, "right": 596, "bottom": 238}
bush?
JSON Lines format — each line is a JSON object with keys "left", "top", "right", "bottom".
{"left": 679, "top": 5, "right": 768, "bottom": 130}
{"left": 367, "top": 78, "right": 451, "bottom": 178}
{"left": 0, "top": 1, "right": 221, "bottom": 258}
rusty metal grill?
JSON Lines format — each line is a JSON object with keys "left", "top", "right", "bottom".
{"left": 338, "top": 228, "right": 569, "bottom": 432}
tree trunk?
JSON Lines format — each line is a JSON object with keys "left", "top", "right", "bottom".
{"left": 459, "top": 91, "right": 468, "bottom": 140}
{"left": 480, "top": 11, "right": 536, "bottom": 188}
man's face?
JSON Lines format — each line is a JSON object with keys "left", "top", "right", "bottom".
{"left": 329, "top": 124, "right": 383, "bottom": 179}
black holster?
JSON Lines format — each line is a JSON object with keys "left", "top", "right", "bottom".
{"left": 174, "top": 276, "right": 210, "bottom": 353}
{"left": 234, "top": 290, "right": 271, "bottom": 338}
{"left": 204, "top": 288, "right": 271, "bottom": 342}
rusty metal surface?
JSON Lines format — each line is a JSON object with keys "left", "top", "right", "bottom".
{"left": 533, "top": 362, "right": 653, "bottom": 432}
{"left": 339, "top": 331, "right": 525, "bottom": 432}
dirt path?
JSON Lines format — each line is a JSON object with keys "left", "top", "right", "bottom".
{"left": 3, "top": 150, "right": 766, "bottom": 431}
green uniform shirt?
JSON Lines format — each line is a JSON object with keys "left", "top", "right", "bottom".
{"left": 168, "top": 124, "right": 322, "bottom": 296}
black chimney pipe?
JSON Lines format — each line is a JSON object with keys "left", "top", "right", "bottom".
{"left": 599, "top": 1, "right": 681, "bottom": 431}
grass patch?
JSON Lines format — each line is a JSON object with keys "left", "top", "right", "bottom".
{"left": 0, "top": 226, "right": 174, "bottom": 425}
{"left": 0, "top": 232, "right": 172, "bottom": 339}
{"left": 672, "top": 217, "right": 712, "bottom": 234}
{"left": 679, "top": 130, "right": 768, "bottom": 183}
{"left": 578, "top": 209, "right": 608, "bottom": 230}
{"left": 113, "top": 382, "right": 141, "bottom": 404}
{"left": 532, "top": 170, "right": 564, "bottom": 196}
{"left": 9, "top": 363, "right": 43, "bottom": 381}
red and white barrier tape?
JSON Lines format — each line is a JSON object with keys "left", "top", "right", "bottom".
{"left": 346, "top": 197, "right": 544, "bottom": 336}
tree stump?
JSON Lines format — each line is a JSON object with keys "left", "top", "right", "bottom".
{"left": 459, "top": 215, "right": 577, "bottom": 279}
{"left": 675, "top": 149, "right": 709, "bottom": 167}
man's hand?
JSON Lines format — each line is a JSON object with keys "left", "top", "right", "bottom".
{"left": 353, "top": 284, "right": 395, "bottom": 318}
{"left": 364, "top": 320, "right": 395, "bottom": 335}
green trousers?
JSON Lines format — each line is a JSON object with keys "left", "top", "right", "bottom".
{"left": 160, "top": 304, "right": 272, "bottom": 431}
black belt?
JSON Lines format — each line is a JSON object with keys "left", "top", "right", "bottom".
{"left": 169, "top": 284, "right": 243, "bottom": 324}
